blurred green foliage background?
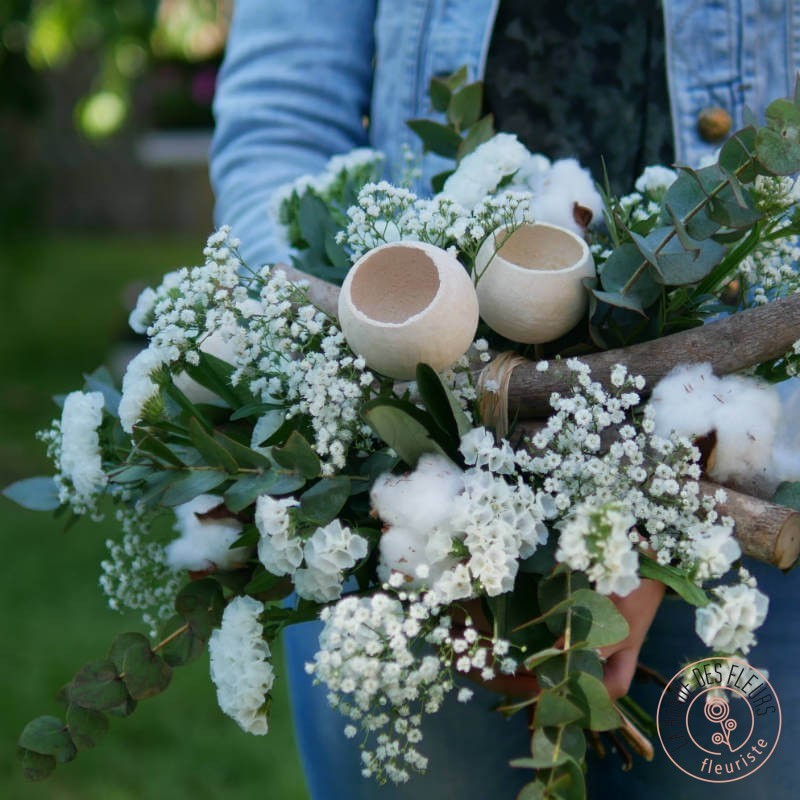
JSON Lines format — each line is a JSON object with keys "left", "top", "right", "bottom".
{"left": 0, "top": 3, "right": 311, "bottom": 796}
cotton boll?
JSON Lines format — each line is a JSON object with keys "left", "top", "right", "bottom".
{"left": 708, "top": 375, "right": 781, "bottom": 492}
{"left": 167, "top": 494, "right": 249, "bottom": 571}
{"left": 377, "top": 527, "right": 430, "bottom": 582}
{"left": 528, "top": 158, "right": 604, "bottom": 234}
{"left": 649, "top": 363, "right": 721, "bottom": 440}
{"left": 370, "top": 455, "right": 464, "bottom": 532}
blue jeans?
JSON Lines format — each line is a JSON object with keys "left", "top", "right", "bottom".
{"left": 284, "top": 559, "right": 799, "bottom": 799}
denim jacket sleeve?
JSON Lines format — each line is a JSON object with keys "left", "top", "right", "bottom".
{"left": 210, "top": 0, "right": 377, "bottom": 267}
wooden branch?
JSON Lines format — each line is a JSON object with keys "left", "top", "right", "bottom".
{"left": 279, "top": 264, "right": 341, "bottom": 318}
{"left": 701, "top": 480, "right": 800, "bottom": 569}
{"left": 505, "top": 293, "right": 800, "bottom": 418}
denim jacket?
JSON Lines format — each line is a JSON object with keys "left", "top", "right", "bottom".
{"left": 211, "top": 0, "right": 800, "bottom": 267}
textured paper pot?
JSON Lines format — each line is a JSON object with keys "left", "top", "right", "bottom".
{"left": 338, "top": 241, "right": 479, "bottom": 379}
{"left": 475, "top": 222, "right": 595, "bottom": 344}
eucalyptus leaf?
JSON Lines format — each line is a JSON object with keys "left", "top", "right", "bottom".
{"left": 300, "top": 477, "right": 351, "bottom": 525}
{"left": 160, "top": 469, "right": 228, "bottom": 507}
{"left": 772, "top": 481, "right": 800, "bottom": 511}
{"left": 19, "top": 716, "right": 76, "bottom": 762}
{"left": 757, "top": 97, "right": 800, "bottom": 175}
{"left": 638, "top": 557, "right": 709, "bottom": 606}
{"left": 174, "top": 578, "right": 225, "bottom": 641}
{"left": 534, "top": 691, "right": 584, "bottom": 728}
{"left": 569, "top": 588, "right": 629, "bottom": 648}
{"left": 108, "top": 632, "right": 172, "bottom": 701}
{"left": 568, "top": 672, "right": 620, "bottom": 731}
{"left": 68, "top": 661, "right": 128, "bottom": 712}
{"left": 272, "top": 431, "right": 321, "bottom": 479}
{"left": 2, "top": 476, "right": 61, "bottom": 511}
{"left": 188, "top": 418, "right": 238, "bottom": 473}
{"left": 362, "top": 397, "right": 449, "bottom": 466}
{"left": 18, "top": 747, "right": 56, "bottom": 781}
{"left": 65, "top": 705, "right": 108, "bottom": 751}
{"left": 251, "top": 410, "right": 286, "bottom": 446}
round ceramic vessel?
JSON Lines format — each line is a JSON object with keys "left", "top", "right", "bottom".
{"left": 475, "top": 222, "right": 595, "bottom": 344}
{"left": 338, "top": 241, "right": 479, "bottom": 379}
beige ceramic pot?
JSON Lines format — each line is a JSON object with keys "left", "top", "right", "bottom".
{"left": 475, "top": 222, "right": 595, "bottom": 344}
{"left": 338, "top": 241, "right": 479, "bottom": 379}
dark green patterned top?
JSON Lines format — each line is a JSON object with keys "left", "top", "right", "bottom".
{"left": 484, "top": 0, "right": 674, "bottom": 192}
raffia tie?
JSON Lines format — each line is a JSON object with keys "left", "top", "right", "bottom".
{"left": 476, "top": 351, "right": 527, "bottom": 440}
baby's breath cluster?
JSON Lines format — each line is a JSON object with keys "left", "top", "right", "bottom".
{"left": 228, "top": 266, "right": 376, "bottom": 472}
{"left": 306, "top": 591, "right": 513, "bottom": 784}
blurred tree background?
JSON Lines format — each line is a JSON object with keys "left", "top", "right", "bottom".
{"left": 0, "top": 3, "right": 308, "bottom": 797}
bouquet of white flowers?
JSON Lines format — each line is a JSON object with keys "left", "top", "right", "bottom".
{"left": 7, "top": 68, "right": 800, "bottom": 799}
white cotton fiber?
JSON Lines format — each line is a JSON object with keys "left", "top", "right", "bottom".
{"left": 649, "top": 363, "right": 721, "bottom": 440}
{"left": 649, "top": 364, "right": 783, "bottom": 493}
{"left": 167, "top": 494, "right": 249, "bottom": 571}
{"left": 526, "top": 158, "right": 604, "bottom": 234}
{"left": 369, "top": 454, "right": 464, "bottom": 532}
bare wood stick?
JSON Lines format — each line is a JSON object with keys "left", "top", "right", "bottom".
{"left": 279, "top": 264, "right": 341, "bottom": 318}
{"left": 505, "top": 293, "right": 800, "bottom": 418}
{"left": 700, "top": 480, "right": 800, "bottom": 569}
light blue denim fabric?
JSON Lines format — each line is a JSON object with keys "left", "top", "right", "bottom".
{"left": 212, "top": 0, "right": 800, "bottom": 268}
{"left": 211, "top": 3, "right": 800, "bottom": 797}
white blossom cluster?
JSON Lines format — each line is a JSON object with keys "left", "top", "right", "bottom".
{"left": 306, "top": 591, "right": 513, "bottom": 784}
{"left": 695, "top": 583, "right": 769, "bottom": 654}
{"left": 99, "top": 532, "right": 181, "bottom": 636}
{"left": 228, "top": 266, "right": 376, "bottom": 473}
{"left": 556, "top": 501, "right": 640, "bottom": 596}
{"left": 372, "top": 451, "right": 551, "bottom": 602}
{"left": 38, "top": 390, "right": 108, "bottom": 515}
{"left": 511, "top": 362, "right": 737, "bottom": 583}
{"left": 255, "top": 495, "right": 368, "bottom": 603}
{"left": 209, "top": 595, "right": 275, "bottom": 735}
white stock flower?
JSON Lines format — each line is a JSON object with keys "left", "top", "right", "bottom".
{"left": 695, "top": 584, "right": 769, "bottom": 654}
{"left": 255, "top": 495, "right": 303, "bottom": 576}
{"left": 118, "top": 345, "right": 170, "bottom": 433}
{"left": 209, "top": 595, "right": 274, "bottom": 735}
{"left": 59, "top": 391, "right": 107, "bottom": 503}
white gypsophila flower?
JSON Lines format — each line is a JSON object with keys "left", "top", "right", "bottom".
{"left": 118, "top": 345, "right": 170, "bottom": 434}
{"left": 58, "top": 390, "right": 107, "bottom": 507}
{"left": 100, "top": 531, "right": 180, "bottom": 636}
{"left": 442, "top": 133, "right": 530, "bottom": 208}
{"left": 695, "top": 584, "right": 769, "bottom": 654}
{"left": 294, "top": 520, "right": 369, "bottom": 603}
{"left": 634, "top": 165, "right": 678, "bottom": 197}
{"left": 209, "top": 595, "right": 274, "bottom": 735}
{"left": 255, "top": 494, "right": 303, "bottom": 576}
{"left": 128, "top": 270, "right": 182, "bottom": 334}
{"left": 556, "top": 501, "right": 640, "bottom": 596}
{"left": 165, "top": 494, "right": 250, "bottom": 571}
{"left": 230, "top": 266, "right": 376, "bottom": 473}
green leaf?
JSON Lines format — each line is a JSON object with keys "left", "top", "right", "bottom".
{"left": 65, "top": 705, "right": 108, "bottom": 751}
{"left": 299, "top": 477, "right": 351, "bottom": 525}
{"left": 18, "top": 747, "right": 56, "bottom": 781}
{"left": 719, "top": 127, "right": 758, "bottom": 182}
{"left": 2, "top": 476, "right": 61, "bottom": 511}
{"left": 515, "top": 782, "right": 546, "bottom": 800}
{"left": 230, "top": 402, "right": 285, "bottom": 421}
{"left": 174, "top": 578, "right": 225, "bottom": 641}
{"left": 361, "top": 397, "right": 449, "bottom": 466}
{"left": 160, "top": 469, "right": 228, "bottom": 507}
{"left": 638, "top": 557, "right": 709, "bottom": 606}
{"left": 183, "top": 353, "right": 250, "bottom": 409}
{"left": 589, "top": 288, "right": 647, "bottom": 317}
{"left": 598, "top": 243, "right": 661, "bottom": 307}
{"left": 83, "top": 366, "right": 121, "bottom": 417}
{"left": 244, "top": 568, "right": 291, "bottom": 596}
{"left": 68, "top": 661, "right": 128, "bottom": 712}
{"left": 757, "top": 97, "right": 800, "bottom": 174}
{"left": 272, "top": 431, "right": 321, "bottom": 479}
{"left": 19, "top": 716, "right": 76, "bottom": 763}
{"left": 134, "top": 433, "right": 186, "bottom": 467}
{"left": 415, "top": 363, "right": 461, "bottom": 445}
{"left": 448, "top": 82, "right": 483, "bottom": 129}
{"left": 223, "top": 472, "right": 278, "bottom": 513}
{"left": 457, "top": 114, "right": 495, "bottom": 160}
{"left": 655, "top": 225, "right": 726, "bottom": 284}
{"left": 429, "top": 77, "right": 452, "bottom": 112}
{"left": 442, "top": 64, "right": 468, "bottom": 90}
{"left": 523, "top": 647, "right": 563, "bottom": 671}
{"left": 108, "top": 633, "right": 172, "bottom": 701}
{"left": 251, "top": 410, "right": 286, "bottom": 446}
{"left": 568, "top": 672, "right": 621, "bottom": 731}
{"left": 406, "top": 119, "right": 463, "bottom": 158}
{"left": 431, "top": 169, "right": 454, "bottom": 194}
{"left": 189, "top": 418, "right": 238, "bottom": 474}
{"left": 157, "top": 615, "right": 205, "bottom": 667}
{"left": 772, "top": 481, "right": 800, "bottom": 511}
{"left": 356, "top": 450, "right": 399, "bottom": 491}
{"left": 662, "top": 171, "right": 721, "bottom": 240}
{"left": 534, "top": 691, "right": 584, "bottom": 728}
{"left": 214, "top": 430, "right": 271, "bottom": 468}
{"left": 569, "top": 588, "right": 629, "bottom": 648}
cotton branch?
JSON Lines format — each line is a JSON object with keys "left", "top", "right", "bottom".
{"left": 506, "top": 293, "right": 800, "bottom": 418}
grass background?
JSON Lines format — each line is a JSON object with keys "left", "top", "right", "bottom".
{"left": 0, "top": 236, "right": 309, "bottom": 799}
